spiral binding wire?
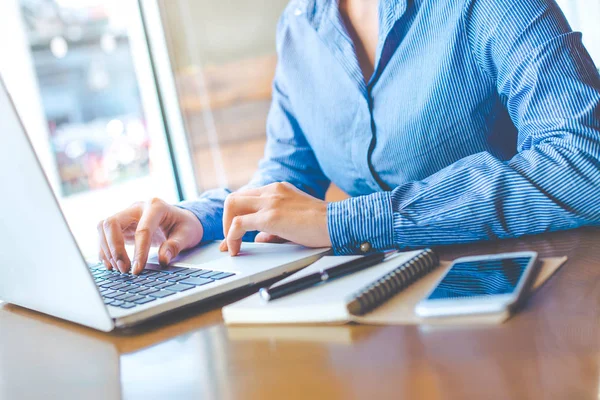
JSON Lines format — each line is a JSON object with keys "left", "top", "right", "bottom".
{"left": 347, "top": 248, "right": 439, "bottom": 316}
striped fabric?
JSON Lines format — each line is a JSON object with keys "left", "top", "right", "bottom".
{"left": 179, "top": 0, "right": 600, "bottom": 255}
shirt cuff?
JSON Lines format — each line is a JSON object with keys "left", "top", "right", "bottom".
{"left": 177, "top": 199, "right": 224, "bottom": 242}
{"left": 327, "top": 191, "right": 396, "bottom": 255}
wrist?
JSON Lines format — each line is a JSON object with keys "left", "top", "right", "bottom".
{"left": 176, "top": 199, "right": 225, "bottom": 242}
{"left": 180, "top": 208, "right": 204, "bottom": 244}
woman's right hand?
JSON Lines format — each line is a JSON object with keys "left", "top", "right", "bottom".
{"left": 97, "top": 198, "right": 204, "bottom": 275}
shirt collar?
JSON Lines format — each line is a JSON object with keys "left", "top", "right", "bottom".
{"left": 299, "top": 0, "right": 408, "bottom": 34}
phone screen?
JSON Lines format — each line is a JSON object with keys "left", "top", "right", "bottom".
{"left": 427, "top": 257, "right": 534, "bottom": 300}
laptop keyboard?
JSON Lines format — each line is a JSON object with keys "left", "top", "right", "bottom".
{"left": 87, "top": 262, "right": 236, "bottom": 310}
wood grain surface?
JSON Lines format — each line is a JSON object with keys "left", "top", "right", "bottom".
{"left": 0, "top": 227, "right": 598, "bottom": 400}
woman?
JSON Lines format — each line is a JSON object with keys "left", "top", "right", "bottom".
{"left": 98, "top": 0, "right": 600, "bottom": 275}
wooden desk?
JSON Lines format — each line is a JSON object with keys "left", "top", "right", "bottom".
{"left": 1, "top": 228, "right": 599, "bottom": 400}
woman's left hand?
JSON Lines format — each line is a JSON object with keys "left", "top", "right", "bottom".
{"left": 219, "top": 182, "right": 332, "bottom": 255}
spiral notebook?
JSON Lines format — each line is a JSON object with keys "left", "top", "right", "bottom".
{"left": 222, "top": 249, "right": 568, "bottom": 326}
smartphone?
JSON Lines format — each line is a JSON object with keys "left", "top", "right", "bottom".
{"left": 415, "top": 251, "right": 538, "bottom": 319}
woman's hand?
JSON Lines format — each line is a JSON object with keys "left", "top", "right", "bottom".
{"left": 97, "top": 198, "right": 204, "bottom": 274}
{"left": 220, "top": 182, "right": 332, "bottom": 256}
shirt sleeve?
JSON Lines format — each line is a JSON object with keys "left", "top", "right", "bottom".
{"left": 328, "top": 0, "right": 600, "bottom": 254}
{"left": 178, "top": 13, "right": 330, "bottom": 242}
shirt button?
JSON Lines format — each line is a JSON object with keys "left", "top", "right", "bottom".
{"left": 360, "top": 242, "right": 372, "bottom": 253}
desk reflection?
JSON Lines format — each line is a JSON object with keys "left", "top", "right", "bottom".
{"left": 0, "top": 304, "right": 231, "bottom": 400}
{"left": 0, "top": 306, "right": 120, "bottom": 399}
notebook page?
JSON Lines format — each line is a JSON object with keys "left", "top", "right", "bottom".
{"left": 222, "top": 250, "right": 422, "bottom": 325}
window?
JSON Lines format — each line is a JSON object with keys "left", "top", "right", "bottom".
{"left": 0, "top": 0, "right": 183, "bottom": 256}
{"left": 556, "top": 0, "right": 600, "bottom": 68}
{"left": 157, "top": 0, "right": 288, "bottom": 193}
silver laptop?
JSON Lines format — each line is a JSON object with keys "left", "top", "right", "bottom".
{"left": 0, "top": 77, "right": 328, "bottom": 332}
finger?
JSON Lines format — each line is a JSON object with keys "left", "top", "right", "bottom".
{"left": 99, "top": 248, "right": 113, "bottom": 270}
{"left": 102, "top": 218, "right": 131, "bottom": 273}
{"left": 254, "top": 232, "right": 287, "bottom": 243}
{"left": 227, "top": 214, "right": 265, "bottom": 256}
{"left": 219, "top": 239, "right": 227, "bottom": 252}
{"left": 132, "top": 200, "right": 167, "bottom": 275}
{"left": 157, "top": 233, "right": 185, "bottom": 267}
{"left": 97, "top": 222, "right": 113, "bottom": 270}
{"left": 222, "top": 194, "right": 262, "bottom": 240}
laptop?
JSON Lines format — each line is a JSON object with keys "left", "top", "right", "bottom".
{"left": 0, "top": 76, "right": 329, "bottom": 332}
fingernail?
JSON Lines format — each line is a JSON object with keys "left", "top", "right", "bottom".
{"left": 131, "top": 261, "right": 139, "bottom": 275}
{"left": 165, "top": 249, "right": 172, "bottom": 263}
{"left": 117, "top": 259, "right": 126, "bottom": 273}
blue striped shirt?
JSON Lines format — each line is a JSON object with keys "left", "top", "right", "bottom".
{"left": 179, "top": 0, "right": 600, "bottom": 255}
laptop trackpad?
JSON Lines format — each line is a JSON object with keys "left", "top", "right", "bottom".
{"left": 146, "top": 241, "right": 227, "bottom": 267}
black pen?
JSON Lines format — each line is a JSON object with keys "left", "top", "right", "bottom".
{"left": 259, "top": 250, "right": 398, "bottom": 301}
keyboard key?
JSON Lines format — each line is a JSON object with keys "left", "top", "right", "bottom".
{"left": 155, "top": 282, "right": 174, "bottom": 289}
{"left": 122, "top": 294, "right": 145, "bottom": 303}
{"left": 134, "top": 297, "right": 156, "bottom": 305}
{"left": 94, "top": 278, "right": 107, "bottom": 285}
{"left": 155, "top": 273, "right": 174, "bottom": 281}
{"left": 211, "top": 272, "right": 235, "bottom": 280}
{"left": 148, "top": 290, "right": 175, "bottom": 299}
{"left": 142, "top": 280, "right": 164, "bottom": 288}
{"left": 119, "top": 302, "right": 136, "bottom": 309}
{"left": 188, "top": 269, "right": 213, "bottom": 277}
{"left": 100, "top": 281, "right": 123, "bottom": 289}
{"left": 104, "top": 299, "right": 114, "bottom": 305}
{"left": 164, "top": 283, "right": 194, "bottom": 292}
{"left": 176, "top": 269, "right": 202, "bottom": 276}
{"left": 127, "top": 286, "right": 148, "bottom": 294}
{"left": 104, "top": 291, "right": 124, "bottom": 299}
{"left": 196, "top": 271, "right": 223, "bottom": 279}
{"left": 139, "top": 270, "right": 159, "bottom": 277}
{"left": 144, "top": 264, "right": 190, "bottom": 274}
{"left": 111, "top": 283, "right": 130, "bottom": 291}
{"left": 139, "top": 288, "right": 159, "bottom": 296}
{"left": 128, "top": 278, "right": 148, "bottom": 286}
{"left": 111, "top": 300, "right": 124, "bottom": 307}
{"left": 125, "top": 283, "right": 141, "bottom": 289}
{"left": 166, "top": 275, "right": 189, "bottom": 283}
{"left": 101, "top": 289, "right": 117, "bottom": 296}
{"left": 179, "top": 277, "right": 213, "bottom": 286}
{"left": 113, "top": 292, "right": 133, "bottom": 301}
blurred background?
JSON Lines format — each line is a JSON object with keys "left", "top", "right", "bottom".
{"left": 0, "top": 0, "right": 598, "bottom": 257}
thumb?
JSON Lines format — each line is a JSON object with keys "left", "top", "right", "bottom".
{"left": 157, "top": 238, "right": 183, "bottom": 266}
